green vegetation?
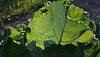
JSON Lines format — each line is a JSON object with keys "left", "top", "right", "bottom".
{"left": 0, "top": 0, "right": 59, "bottom": 26}
{"left": 0, "top": 0, "right": 100, "bottom": 57}
{"left": 96, "top": 20, "right": 100, "bottom": 29}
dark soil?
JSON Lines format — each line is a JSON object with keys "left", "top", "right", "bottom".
{"left": 95, "top": 27, "right": 100, "bottom": 39}
{"left": 0, "top": 11, "right": 35, "bottom": 33}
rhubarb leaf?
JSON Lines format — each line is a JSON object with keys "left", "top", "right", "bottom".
{"left": 26, "top": 1, "right": 67, "bottom": 49}
{"left": 26, "top": 1, "right": 95, "bottom": 49}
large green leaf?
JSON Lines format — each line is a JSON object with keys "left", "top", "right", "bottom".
{"left": 26, "top": 1, "right": 67, "bottom": 49}
{"left": 67, "top": 4, "right": 96, "bottom": 31}
{"left": 26, "top": 1, "right": 95, "bottom": 49}
{"left": 60, "top": 19, "right": 94, "bottom": 45}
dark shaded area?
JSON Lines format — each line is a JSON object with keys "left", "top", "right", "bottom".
{"left": 95, "top": 27, "right": 100, "bottom": 40}
{"left": 40, "top": 9, "right": 48, "bottom": 14}
{"left": 42, "top": 44, "right": 84, "bottom": 57}
{"left": 0, "top": 38, "right": 34, "bottom": 57}
{"left": 42, "top": 42, "right": 100, "bottom": 57}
